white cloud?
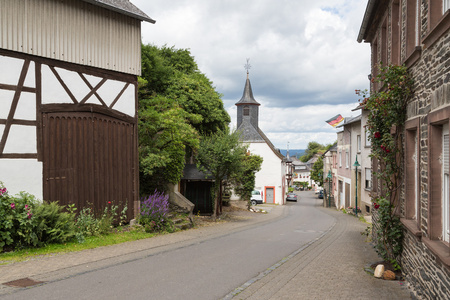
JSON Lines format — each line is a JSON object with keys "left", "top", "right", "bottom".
{"left": 133, "top": 0, "right": 370, "bottom": 148}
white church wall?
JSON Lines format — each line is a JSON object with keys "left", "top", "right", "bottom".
{"left": 249, "top": 142, "right": 284, "bottom": 205}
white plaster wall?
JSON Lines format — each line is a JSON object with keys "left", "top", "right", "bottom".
{"left": 0, "top": 159, "right": 43, "bottom": 200}
{"left": 249, "top": 142, "right": 284, "bottom": 205}
{"left": 0, "top": 55, "right": 25, "bottom": 85}
{"left": 41, "top": 65, "right": 136, "bottom": 117}
{"left": 0, "top": 55, "right": 42, "bottom": 198}
{"left": 360, "top": 110, "right": 372, "bottom": 209}
{"left": 2, "top": 125, "right": 37, "bottom": 153}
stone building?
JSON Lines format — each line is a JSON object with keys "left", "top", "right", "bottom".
{"left": 358, "top": 0, "right": 450, "bottom": 298}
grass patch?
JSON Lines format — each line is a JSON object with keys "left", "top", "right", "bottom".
{"left": 0, "top": 226, "right": 155, "bottom": 265}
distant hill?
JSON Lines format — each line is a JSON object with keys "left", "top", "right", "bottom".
{"left": 279, "top": 149, "right": 305, "bottom": 158}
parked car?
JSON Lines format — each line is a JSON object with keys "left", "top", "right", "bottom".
{"left": 250, "top": 190, "right": 264, "bottom": 205}
{"left": 318, "top": 190, "right": 323, "bottom": 199}
{"left": 286, "top": 192, "right": 298, "bottom": 202}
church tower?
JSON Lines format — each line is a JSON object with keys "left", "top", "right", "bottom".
{"left": 235, "top": 66, "right": 263, "bottom": 141}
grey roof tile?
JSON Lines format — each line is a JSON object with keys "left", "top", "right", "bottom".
{"left": 82, "top": 0, "right": 155, "bottom": 23}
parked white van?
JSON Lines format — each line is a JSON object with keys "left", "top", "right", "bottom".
{"left": 250, "top": 190, "right": 264, "bottom": 205}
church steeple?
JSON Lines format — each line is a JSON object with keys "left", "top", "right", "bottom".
{"left": 236, "top": 59, "right": 260, "bottom": 130}
{"left": 235, "top": 59, "right": 260, "bottom": 106}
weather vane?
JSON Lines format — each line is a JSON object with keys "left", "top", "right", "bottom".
{"left": 244, "top": 58, "right": 251, "bottom": 75}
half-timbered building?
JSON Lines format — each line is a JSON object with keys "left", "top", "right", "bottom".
{"left": 0, "top": 0, "right": 154, "bottom": 220}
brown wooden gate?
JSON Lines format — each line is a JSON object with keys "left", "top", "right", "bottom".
{"left": 42, "top": 111, "right": 136, "bottom": 221}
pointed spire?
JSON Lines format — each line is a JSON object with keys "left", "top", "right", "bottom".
{"left": 286, "top": 141, "right": 293, "bottom": 163}
{"left": 236, "top": 59, "right": 260, "bottom": 106}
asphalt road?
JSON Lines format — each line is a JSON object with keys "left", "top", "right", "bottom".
{"left": 1, "top": 191, "right": 336, "bottom": 300}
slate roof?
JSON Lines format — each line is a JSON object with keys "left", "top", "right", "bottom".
{"left": 82, "top": 0, "right": 155, "bottom": 23}
{"left": 181, "top": 164, "right": 214, "bottom": 180}
{"left": 235, "top": 75, "right": 260, "bottom": 106}
{"left": 336, "top": 114, "right": 361, "bottom": 128}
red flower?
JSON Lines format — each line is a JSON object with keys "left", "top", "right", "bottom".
{"left": 374, "top": 132, "right": 381, "bottom": 139}
{"left": 374, "top": 203, "right": 380, "bottom": 209}
{"left": 108, "top": 201, "right": 111, "bottom": 204}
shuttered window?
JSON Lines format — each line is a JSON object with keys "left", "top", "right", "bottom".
{"left": 444, "top": 0, "right": 450, "bottom": 12}
{"left": 443, "top": 124, "right": 449, "bottom": 243}
{"left": 365, "top": 168, "right": 372, "bottom": 189}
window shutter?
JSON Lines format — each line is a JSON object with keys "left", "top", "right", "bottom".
{"left": 444, "top": 134, "right": 449, "bottom": 175}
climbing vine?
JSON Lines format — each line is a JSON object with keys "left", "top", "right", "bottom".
{"left": 359, "top": 64, "right": 414, "bottom": 269}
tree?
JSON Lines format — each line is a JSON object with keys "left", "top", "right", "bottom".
{"left": 229, "top": 153, "right": 263, "bottom": 208}
{"left": 196, "top": 129, "right": 247, "bottom": 221}
{"left": 310, "top": 156, "right": 324, "bottom": 187}
{"left": 138, "top": 44, "right": 231, "bottom": 194}
{"left": 300, "top": 142, "right": 324, "bottom": 162}
{"left": 140, "top": 45, "right": 230, "bottom": 134}
{"left": 138, "top": 93, "right": 199, "bottom": 195}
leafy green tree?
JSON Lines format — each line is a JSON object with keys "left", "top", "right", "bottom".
{"left": 229, "top": 153, "right": 263, "bottom": 208}
{"left": 140, "top": 45, "right": 230, "bottom": 134}
{"left": 310, "top": 156, "right": 324, "bottom": 187}
{"left": 300, "top": 142, "right": 324, "bottom": 162}
{"left": 138, "top": 44, "right": 230, "bottom": 193}
{"left": 300, "top": 142, "right": 334, "bottom": 162}
{"left": 138, "top": 94, "right": 199, "bottom": 195}
{"left": 196, "top": 129, "right": 247, "bottom": 220}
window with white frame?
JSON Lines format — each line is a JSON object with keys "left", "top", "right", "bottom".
{"left": 444, "top": 0, "right": 450, "bottom": 13}
{"left": 442, "top": 123, "right": 449, "bottom": 243}
{"left": 357, "top": 135, "right": 361, "bottom": 153}
{"left": 365, "top": 168, "right": 372, "bottom": 190}
{"left": 413, "top": 134, "right": 418, "bottom": 220}
{"left": 346, "top": 151, "right": 349, "bottom": 168}
{"left": 339, "top": 152, "right": 342, "bottom": 167}
{"left": 365, "top": 128, "right": 371, "bottom": 147}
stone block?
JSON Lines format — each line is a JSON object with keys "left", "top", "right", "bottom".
{"left": 374, "top": 264, "right": 385, "bottom": 278}
{"left": 383, "top": 270, "right": 396, "bottom": 280}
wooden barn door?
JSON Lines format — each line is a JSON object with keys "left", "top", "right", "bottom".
{"left": 42, "top": 112, "right": 135, "bottom": 220}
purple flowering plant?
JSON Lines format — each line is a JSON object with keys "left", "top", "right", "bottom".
{"left": 139, "top": 190, "right": 170, "bottom": 232}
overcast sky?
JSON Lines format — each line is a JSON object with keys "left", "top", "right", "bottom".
{"left": 133, "top": 0, "right": 370, "bottom": 149}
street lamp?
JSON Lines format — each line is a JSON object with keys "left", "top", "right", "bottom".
{"left": 353, "top": 156, "right": 360, "bottom": 217}
{"left": 327, "top": 170, "right": 332, "bottom": 208}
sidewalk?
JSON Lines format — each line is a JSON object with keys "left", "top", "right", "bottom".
{"left": 227, "top": 206, "right": 412, "bottom": 300}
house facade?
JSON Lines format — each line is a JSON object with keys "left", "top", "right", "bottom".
{"left": 236, "top": 72, "right": 286, "bottom": 205}
{"left": 358, "top": 0, "right": 450, "bottom": 298}
{"left": 292, "top": 158, "right": 312, "bottom": 187}
{"left": 0, "top": 0, "right": 154, "bottom": 220}
{"left": 336, "top": 124, "right": 353, "bottom": 209}
{"left": 323, "top": 144, "right": 338, "bottom": 206}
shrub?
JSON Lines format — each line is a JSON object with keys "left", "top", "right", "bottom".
{"left": 139, "top": 190, "right": 172, "bottom": 232}
{"left": 74, "top": 202, "right": 123, "bottom": 243}
{"left": 0, "top": 187, "right": 39, "bottom": 251}
{"left": 33, "top": 201, "right": 76, "bottom": 244}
